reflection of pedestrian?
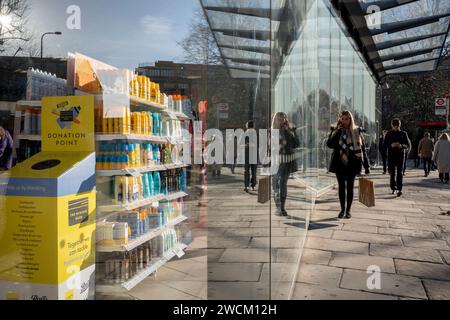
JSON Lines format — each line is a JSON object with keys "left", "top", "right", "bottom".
{"left": 0, "top": 126, "right": 13, "bottom": 170}
{"left": 327, "top": 110, "right": 366, "bottom": 219}
{"left": 243, "top": 121, "right": 258, "bottom": 192}
{"left": 272, "top": 112, "right": 299, "bottom": 216}
{"left": 432, "top": 133, "right": 450, "bottom": 184}
{"left": 383, "top": 119, "right": 410, "bottom": 197}
{"left": 418, "top": 132, "right": 434, "bottom": 177}
{"left": 403, "top": 134, "right": 412, "bottom": 176}
{"left": 412, "top": 138, "right": 420, "bottom": 168}
{"left": 379, "top": 130, "right": 388, "bottom": 174}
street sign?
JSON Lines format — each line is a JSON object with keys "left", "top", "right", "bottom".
{"left": 435, "top": 98, "right": 448, "bottom": 116}
{"left": 217, "top": 103, "right": 229, "bottom": 119}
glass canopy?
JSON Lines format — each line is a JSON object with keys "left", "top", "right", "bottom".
{"left": 201, "top": 0, "right": 450, "bottom": 80}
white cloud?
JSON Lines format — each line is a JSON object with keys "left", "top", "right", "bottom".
{"left": 140, "top": 15, "right": 173, "bottom": 37}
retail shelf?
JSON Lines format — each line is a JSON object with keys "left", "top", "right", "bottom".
{"left": 96, "top": 165, "right": 168, "bottom": 176}
{"left": 96, "top": 243, "right": 188, "bottom": 292}
{"left": 130, "top": 96, "right": 168, "bottom": 111}
{"left": 95, "top": 134, "right": 167, "bottom": 143}
{"left": 97, "top": 215, "right": 188, "bottom": 253}
{"left": 17, "top": 134, "right": 41, "bottom": 141}
{"left": 96, "top": 164, "right": 188, "bottom": 177}
{"left": 174, "top": 112, "right": 190, "bottom": 120}
{"left": 16, "top": 100, "right": 41, "bottom": 107}
{"left": 164, "top": 163, "right": 189, "bottom": 170}
{"left": 163, "top": 191, "right": 188, "bottom": 201}
{"left": 98, "top": 194, "right": 166, "bottom": 213}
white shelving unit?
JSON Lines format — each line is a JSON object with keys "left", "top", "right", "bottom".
{"left": 96, "top": 164, "right": 188, "bottom": 177}
{"left": 95, "top": 134, "right": 168, "bottom": 143}
{"left": 96, "top": 243, "right": 188, "bottom": 292}
{"left": 17, "top": 134, "right": 41, "bottom": 141}
{"left": 97, "top": 215, "right": 188, "bottom": 253}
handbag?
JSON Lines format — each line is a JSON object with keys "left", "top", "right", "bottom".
{"left": 257, "top": 176, "right": 270, "bottom": 204}
{"left": 359, "top": 177, "right": 375, "bottom": 207}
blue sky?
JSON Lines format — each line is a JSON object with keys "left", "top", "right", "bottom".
{"left": 27, "top": 0, "right": 200, "bottom": 68}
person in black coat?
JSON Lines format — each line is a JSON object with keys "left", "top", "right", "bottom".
{"left": 383, "top": 119, "right": 411, "bottom": 197}
{"left": 327, "top": 110, "right": 367, "bottom": 219}
{"left": 272, "top": 112, "right": 299, "bottom": 216}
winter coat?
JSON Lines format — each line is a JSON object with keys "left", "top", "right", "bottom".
{"left": 432, "top": 140, "right": 450, "bottom": 174}
{"left": 327, "top": 127, "right": 365, "bottom": 175}
{"left": 418, "top": 137, "right": 434, "bottom": 159}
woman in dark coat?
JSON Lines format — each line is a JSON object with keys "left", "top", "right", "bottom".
{"left": 327, "top": 110, "right": 366, "bottom": 219}
{"left": 271, "top": 112, "right": 299, "bottom": 216}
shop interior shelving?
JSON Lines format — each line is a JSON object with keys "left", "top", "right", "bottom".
{"left": 96, "top": 243, "right": 187, "bottom": 293}
{"left": 93, "top": 91, "right": 192, "bottom": 292}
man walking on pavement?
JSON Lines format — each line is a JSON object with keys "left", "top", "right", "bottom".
{"left": 383, "top": 119, "right": 411, "bottom": 197}
{"left": 418, "top": 132, "right": 434, "bottom": 177}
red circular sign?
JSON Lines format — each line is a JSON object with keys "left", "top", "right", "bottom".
{"left": 436, "top": 98, "right": 446, "bottom": 106}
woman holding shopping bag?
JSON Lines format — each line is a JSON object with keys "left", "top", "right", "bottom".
{"left": 432, "top": 133, "right": 450, "bottom": 184}
{"left": 327, "top": 110, "right": 367, "bottom": 219}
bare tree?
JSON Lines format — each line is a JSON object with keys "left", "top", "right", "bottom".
{"left": 177, "top": 9, "right": 223, "bottom": 65}
{"left": 0, "top": 0, "right": 33, "bottom": 55}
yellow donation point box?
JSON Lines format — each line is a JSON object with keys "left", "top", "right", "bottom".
{"left": 0, "top": 96, "right": 96, "bottom": 300}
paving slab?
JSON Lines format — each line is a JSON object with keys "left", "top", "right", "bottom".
{"left": 401, "top": 236, "right": 449, "bottom": 250}
{"left": 299, "top": 249, "right": 332, "bottom": 265}
{"left": 378, "top": 227, "right": 435, "bottom": 239}
{"left": 305, "top": 237, "right": 369, "bottom": 255}
{"left": 422, "top": 280, "right": 450, "bottom": 300}
{"left": 208, "top": 263, "right": 263, "bottom": 282}
{"left": 332, "top": 230, "right": 402, "bottom": 246}
{"left": 370, "top": 244, "right": 443, "bottom": 263}
{"left": 291, "top": 282, "right": 397, "bottom": 300}
{"left": 439, "top": 250, "right": 450, "bottom": 264}
{"left": 330, "top": 252, "right": 396, "bottom": 273}
{"left": 340, "top": 269, "right": 427, "bottom": 299}
{"left": 342, "top": 223, "right": 378, "bottom": 234}
{"left": 296, "top": 263, "right": 343, "bottom": 287}
{"left": 249, "top": 236, "right": 303, "bottom": 248}
{"left": 219, "top": 248, "right": 272, "bottom": 263}
{"left": 394, "top": 260, "right": 450, "bottom": 281}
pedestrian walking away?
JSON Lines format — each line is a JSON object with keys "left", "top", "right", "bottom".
{"left": 327, "top": 110, "right": 367, "bottom": 219}
{"left": 418, "top": 132, "right": 434, "bottom": 177}
{"left": 379, "top": 130, "right": 388, "bottom": 174}
{"left": 432, "top": 133, "right": 450, "bottom": 184}
{"left": 242, "top": 121, "right": 258, "bottom": 192}
{"left": 0, "top": 126, "right": 13, "bottom": 171}
{"left": 271, "top": 112, "right": 300, "bottom": 217}
{"left": 383, "top": 119, "right": 410, "bottom": 197}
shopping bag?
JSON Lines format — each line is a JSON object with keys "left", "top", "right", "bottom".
{"left": 358, "top": 177, "right": 375, "bottom": 207}
{"left": 258, "top": 176, "right": 270, "bottom": 204}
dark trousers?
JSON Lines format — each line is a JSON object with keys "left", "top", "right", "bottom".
{"left": 245, "top": 164, "right": 257, "bottom": 188}
{"left": 336, "top": 172, "right": 356, "bottom": 213}
{"left": 423, "top": 157, "right": 432, "bottom": 174}
{"left": 403, "top": 155, "right": 408, "bottom": 175}
{"left": 273, "top": 163, "right": 291, "bottom": 211}
{"left": 381, "top": 153, "right": 387, "bottom": 172}
{"left": 439, "top": 172, "right": 450, "bottom": 182}
{"left": 389, "top": 157, "right": 404, "bottom": 191}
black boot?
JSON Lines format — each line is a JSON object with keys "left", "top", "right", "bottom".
{"left": 274, "top": 193, "right": 282, "bottom": 216}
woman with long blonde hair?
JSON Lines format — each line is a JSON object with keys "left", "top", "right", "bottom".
{"left": 271, "top": 112, "right": 299, "bottom": 216}
{"left": 327, "top": 110, "right": 367, "bottom": 219}
{"left": 432, "top": 132, "right": 450, "bottom": 183}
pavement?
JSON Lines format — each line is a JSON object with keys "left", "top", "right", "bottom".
{"left": 295, "top": 167, "right": 450, "bottom": 300}
{"left": 98, "top": 165, "right": 450, "bottom": 300}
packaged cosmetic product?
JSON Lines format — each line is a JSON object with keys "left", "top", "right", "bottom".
{"left": 147, "top": 172, "right": 154, "bottom": 196}
{"left": 121, "top": 259, "right": 129, "bottom": 281}
{"left": 114, "top": 176, "right": 123, "bottom": 204}
{"left": 153, "top": 171, "right": 161, "bottom": 195}
{"left": 138, "top": 247, "right": 144, "bottom": 270}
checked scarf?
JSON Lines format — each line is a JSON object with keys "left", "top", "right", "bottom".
{"left": 339, "top": 128, "right": 363, "bottom": 166}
